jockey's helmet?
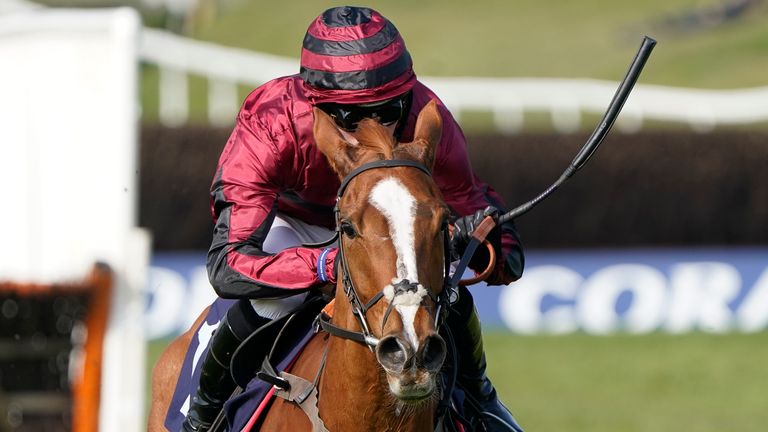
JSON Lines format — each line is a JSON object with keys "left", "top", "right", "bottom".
{"left": 301, "top": 6, "right": 415, "bottom": 131}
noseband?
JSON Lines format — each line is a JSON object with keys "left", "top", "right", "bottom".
{"left": 314, "top": 159, "right": 455, "bottom": 349}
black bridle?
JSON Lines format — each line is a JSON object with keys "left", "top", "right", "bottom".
{"left": 255, "top": 159, "right": 464, "bottom": 429}
{"left": 313, "top": 159, "right": 458, "bottom": 349}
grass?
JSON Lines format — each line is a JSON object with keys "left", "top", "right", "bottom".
{"left": 485, "top": 331, "right": 768, "bottom": 432}
{"left": 139, "top": 1, "right": 768, "bottom": 130}
{"left": 187, "top": 0, "right": 768, "bottom": 88}
{"left": 146, "top": 331, "right": 768, "bottom": 431}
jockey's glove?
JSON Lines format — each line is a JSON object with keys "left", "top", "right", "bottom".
{"left": 450, "top": 206, "right": 502, "bottom": 273}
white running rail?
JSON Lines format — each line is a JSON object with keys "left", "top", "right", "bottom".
{"left": 140, "top": 27, "right": 768, "bottom": 133}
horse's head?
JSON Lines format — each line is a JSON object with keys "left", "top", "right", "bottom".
{"left": 314, "top": 100, "right": 449, "bottom": 402}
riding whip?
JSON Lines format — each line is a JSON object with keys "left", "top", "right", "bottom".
{"left": 498, "top": 36, "right": 657, "bottom": 224}
{"left": 453, "top": 36, "right": 656, "bottom": 287}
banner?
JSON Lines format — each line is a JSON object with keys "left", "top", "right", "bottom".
{"left": 145, "top": 248, "right": 768, "bottom": 339}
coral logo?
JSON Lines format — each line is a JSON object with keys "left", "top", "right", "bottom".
{"left": 499, "top": 262, "right": 768, "bottom": 334}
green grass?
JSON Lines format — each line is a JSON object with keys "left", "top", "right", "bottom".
{"left": 484, "top": 331, "right": 768, "bottom": 432}
{"left": 139, "top": 1, "right": 768, "bottom": 129}
{"left": 187, "top": 0, "right": 768, "bottom": 88}
{"left": 146, "top": 331, "right": 768, "bottom": 431}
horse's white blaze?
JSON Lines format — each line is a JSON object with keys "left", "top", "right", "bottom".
{"left": 370, "top": 177, "right": 425, "bottom": 350}
{"left": 370, "top": 178, "right": 418, "bottom": 280}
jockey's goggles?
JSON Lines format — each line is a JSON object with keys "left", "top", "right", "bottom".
{"left": 318, "top": 91, "right": 412, "bottom": 132}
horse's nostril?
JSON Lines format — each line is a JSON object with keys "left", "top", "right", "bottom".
{"left": 419, "top": 334, "right": 447, "bottom": 372}
{"left": 375, "top": 336, "right": 410, "bottom": 373}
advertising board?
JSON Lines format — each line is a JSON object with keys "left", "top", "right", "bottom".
{"left": 146, "top": 248, "right": 768, "bottom": 339}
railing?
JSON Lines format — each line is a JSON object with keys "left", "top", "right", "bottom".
{"left": 140, "top": 28, "right": 768, "bottom": 133}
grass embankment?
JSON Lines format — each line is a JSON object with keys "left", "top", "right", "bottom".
{"left": 193, "top": 0, "right": 768, "bottom": 87}
{"left": 140, "top": 0, "right": 768, "bottom": 127}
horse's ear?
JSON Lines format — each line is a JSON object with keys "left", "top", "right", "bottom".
{"left": 313, "top": 107, "right": 361, "bottom": 177}
{"left": 398, "top": 100, "right": 442, "bottom": 171}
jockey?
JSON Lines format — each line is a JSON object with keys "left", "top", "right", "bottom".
{"left": 180, "top": 6, "right": 525, "bottom": 432}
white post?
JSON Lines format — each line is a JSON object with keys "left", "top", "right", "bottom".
{"left": 493, "top": 104, "right": 524, "bottom": 135}
{"left": 159, "top": 67, "right": 190, "bottom": 126}
{"left": 208, "top": 79, "right": 239, "bottom": 126}
{"left": 0, "top": 8, "right": 148, "bottom": 432}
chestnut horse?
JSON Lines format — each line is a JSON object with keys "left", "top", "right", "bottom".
{"left": 260, "top": 101, "right": 450, "bottom": 431}
{"left": 149, "top": 100, "right": 452, "bottom": 431}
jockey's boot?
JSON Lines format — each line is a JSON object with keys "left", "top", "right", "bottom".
{"left": 449, "top": 286, "right": 524, "bottom": 432}
{"left": 181, "top": 300, "right": 269, "bottom": 432}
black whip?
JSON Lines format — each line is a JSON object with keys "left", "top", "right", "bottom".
{"left": 498, "top": 36, "right": 657, "bottom": 225}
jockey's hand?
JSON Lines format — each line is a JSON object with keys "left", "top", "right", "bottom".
{"left": 318, "top": 282, "right": 336, "bottom": 300}
{"left": 450, "top": 206, "right": 501, "bottom": 272}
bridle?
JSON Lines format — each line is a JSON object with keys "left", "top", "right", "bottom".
{"left": 253, "top": 159, "right": 461, "bottom": 430}
{"left": 313, "top": 159, "right": 457, "bottom": 350}
{"left": 270, "top": 159, "right": 490, "bottom": 430}
{"left": 253, "top": 159, "right": 465, "bottom": 432}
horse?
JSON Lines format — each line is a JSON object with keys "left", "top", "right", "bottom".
{"left": 149, "top": 100, "right": 454, "bottom": 431}
{"left": 259, "top": 100, "right": 451, "bottom": 431}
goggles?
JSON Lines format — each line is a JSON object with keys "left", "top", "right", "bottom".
{"left": 318, "top": 91, "right": 411, "bottom": 132}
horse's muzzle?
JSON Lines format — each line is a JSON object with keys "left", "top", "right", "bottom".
{"left": 375, "top": 333, "right": 447, "bottom": 401}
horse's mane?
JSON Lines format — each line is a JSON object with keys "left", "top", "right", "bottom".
{"left": 354, "top": 119, "right": 395, "bottom": 160}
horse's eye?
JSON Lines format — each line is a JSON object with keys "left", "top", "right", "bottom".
{"left": 340, "top": 221, "right": 357, "bottom": 238}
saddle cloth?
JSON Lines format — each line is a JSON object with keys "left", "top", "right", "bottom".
{"left": 164, "top": 297, "right": 319, "bottom": 431}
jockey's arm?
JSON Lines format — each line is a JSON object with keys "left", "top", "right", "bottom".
{"left": 206, "top": 113, "right": 337, "bottom": 299}
{"left": 430, "top": 102, "right": 524, "bottom": 286}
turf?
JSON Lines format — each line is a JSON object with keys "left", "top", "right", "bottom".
{"left": 140, "top": 1, "right": 768, "bottom": 128}
{"left": 146, "top": 331, "right": 768, "bottom": 431}
{"left": 484, "top": 331, "right": 768, "bottom": 432}
{"left": 189, "top": 0, "right": 768, "bottom": 88}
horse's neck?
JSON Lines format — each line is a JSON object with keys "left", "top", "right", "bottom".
{"left": 318, "top": 300, "right": 434, "bottom": 431}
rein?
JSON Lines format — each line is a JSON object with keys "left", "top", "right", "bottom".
{"left": 313, "top": 159, "right": 463, "bottom": 350}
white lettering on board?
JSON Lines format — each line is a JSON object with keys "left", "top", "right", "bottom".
{"left": 664, "top": 262, "right": 741, "bottom": 333}
{"left": 577, "top": 264, "right": 667, "bottom": 334}
{"left": 499, "top": 265, "right": 581, "bottom": 334}
{"left": 737, "top": 267, "right": 768, "bottom": 332}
